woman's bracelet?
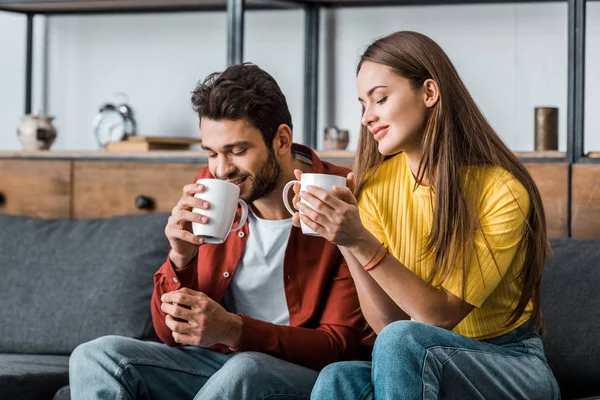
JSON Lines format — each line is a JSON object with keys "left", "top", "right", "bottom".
{"left": 362, "top": 241, "right": 384, "bottom": 269}
{"left": 363, "top": 246, "right": 389, "bottom": 272}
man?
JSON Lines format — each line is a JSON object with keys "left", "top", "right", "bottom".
{"left": 69, "top": 63, "right": 367, "bottom": 399}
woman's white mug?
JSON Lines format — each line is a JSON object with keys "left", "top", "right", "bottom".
{"left": 282, "top": 173, "right": 346, "bottom": 236}
{"left": 192, "top": 178, "right": 248, "bottom": 244}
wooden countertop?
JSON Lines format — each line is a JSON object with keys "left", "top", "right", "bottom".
{"left": 0, "top": 150, "right": 565, "bottom": 161}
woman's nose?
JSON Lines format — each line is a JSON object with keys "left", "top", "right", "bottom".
{"left": 361, "top": 105, "right": 377, "bottom": 127}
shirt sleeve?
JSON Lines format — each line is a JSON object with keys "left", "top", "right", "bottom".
{"left": 357, "top": 187, "right": 389, "bottom": 248}
{"left": 150, "top": 253, "right": 200, "bottom": 346}
{"left": 441, "top": 170, "right": 531, "bottom": 307}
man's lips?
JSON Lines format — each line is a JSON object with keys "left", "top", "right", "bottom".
{"left": 228, "top": 177, "right": 247, "bottom": 187}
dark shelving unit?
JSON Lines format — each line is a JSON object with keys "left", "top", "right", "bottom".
{"left": 0, "top": 0, "right": 591, "bottom": 162}
{"left": 305, "top": 0, "right": 581, "bottom": 164}
{"left": 574, "top": 0, "right": 600, "bottom": 164}
{"left": 0, "top": 0, "right": 304, "bottom": 14}
{"left": 0, "top": 0, "right": 321, "bottom": 145}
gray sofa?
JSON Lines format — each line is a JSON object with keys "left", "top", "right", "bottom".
{"left": 0, "top": 212, "right": 170, "bottom": 400}
{"left": 0, "top": 212, "right": 598, "bottom": 399}
{"left": 540, "top": 239, "right": 600, "bottom": 399}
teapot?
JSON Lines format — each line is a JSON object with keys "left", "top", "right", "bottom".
{"left": 17, "top": 114, "right": 57, "bottom": 151}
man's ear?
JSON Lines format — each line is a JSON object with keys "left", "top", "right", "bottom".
{"left": 423, "top": 78, "right": 440, "bottom": 108}
{"left": 272, "top": 124, "right": 293, "bottom": 156}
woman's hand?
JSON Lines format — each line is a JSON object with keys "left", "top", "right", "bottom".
{"left": 292, "top": 169, "right": 368, "bottom": 247}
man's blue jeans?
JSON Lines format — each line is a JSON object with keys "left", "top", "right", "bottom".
{"left": 311, "top": 321, "right": 560, "bottom": 400}
{"left": 69, "top": 335, "right": 319, "bottom": 400}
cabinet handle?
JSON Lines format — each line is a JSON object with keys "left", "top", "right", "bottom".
{"left": 0, "top": 192, "right": 5, "bottom": 206}
{"left": 135, "top": 195, "right": 155, "bottom": 211}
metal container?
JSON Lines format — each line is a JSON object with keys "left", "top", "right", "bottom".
{"left": 323, "top": 126, "right": 349, "bottom": 150}
{"left": 535, "top": 107, "right": 559, "bottom": 151}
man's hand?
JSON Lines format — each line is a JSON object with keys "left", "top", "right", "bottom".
{"left": 291, "top": 169, "right": 303, "bottom": 228}
{"left": 165, "top": 183, "right": 211, "bottom": 268}
{"left": 160, "top": 288, "right": 243, "bottom": 348}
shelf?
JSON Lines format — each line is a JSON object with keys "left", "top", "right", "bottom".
{"left": 0, "top": 149, "right": 567, "bottom": 163}
{"left": 315, "top": 150, "right": 355, "bottom": 159}
{"left": 317, "top": 150, "right": 567, "bottom": 160}
{"left": 513, "top": 151, "right": 566, "bottom": 159}
{"left": 0, "top": 0, "right": 298, "bottom": 14}
{"left": 0, "top": 150, "right": 211, "bottom": 163}
{"left": 0, "top": 0, "right": 567, "bottom": 14}
{"left": 293, "top": 0, "right": 564, "bottom": 7}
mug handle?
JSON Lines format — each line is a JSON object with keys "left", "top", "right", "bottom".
{"left": 230, "top": 199, "right": 249, "bottom": 232}
{"left": 282, "top": 180, "right": 300, "bottom": 216}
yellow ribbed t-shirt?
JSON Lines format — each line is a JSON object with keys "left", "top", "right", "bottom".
{"left": 357, "top": 152, "right": 533, "bottom": 340}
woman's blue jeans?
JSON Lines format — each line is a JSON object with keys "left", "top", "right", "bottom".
{"left": 311, "top": 321, "right": 560, "bottom": 399}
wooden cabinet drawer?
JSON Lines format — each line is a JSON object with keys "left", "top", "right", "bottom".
{"left": 571, "top": 164, "right": 600, "bottom": 239}
{"left": 73, "top": 161, "right": 206, "bottom": 218}
{"left": 0, "top": 159, "right": 71, "bottom": 218}
{"left": 524, "top": 163, "right": 569, "bottom": 239}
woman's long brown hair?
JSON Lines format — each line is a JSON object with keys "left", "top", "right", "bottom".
{"left": 354, "top": 31, "right": 550, "bottom": 332}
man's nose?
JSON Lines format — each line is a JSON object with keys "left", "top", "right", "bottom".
{"left": 215, "top": 156, "right": 236, "bottom": 179}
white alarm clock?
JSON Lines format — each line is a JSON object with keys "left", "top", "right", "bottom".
{"left": 92, "top": 103, "right": 137, "bottom": 148}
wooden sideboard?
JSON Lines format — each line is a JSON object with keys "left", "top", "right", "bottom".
{"left": 0, "top": 151, "right": 595, "bottom": 239}
{"left": 72, "top": 161, "right": 206, "bottom": 218}
{"left": 0, "top": 156, "right": 206, "bottom": 219}
{"left": 571, "top": 164, "right": 600, "bottom": 239}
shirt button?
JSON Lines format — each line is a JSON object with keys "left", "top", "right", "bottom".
{"left": 223, "top": 272, "right": 230, "bottom": 278}
{"left": 238, "top": 231, "right": 245, "bottom": 238}
{"left": 287, "top": 275, "right": 291, "bottom": 281}
{"left": 173, "top": 277, "right": 178, "bottom": 283}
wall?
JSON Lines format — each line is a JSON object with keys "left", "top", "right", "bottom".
{"left": 585, "top": 2, "right": 600, "bottom": 153}
{"left": 319, "top": 3, "right": 570, "bottom": 152}
{"left": 0, "top": 14, "right": 46, "bottom": 150}
{"left": 0, "top": 2, "right": 598, "bottom": 152}
{"left": 0, "top": 13, "right": 24, "bottom": 150}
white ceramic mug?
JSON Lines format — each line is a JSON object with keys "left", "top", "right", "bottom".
{"left": 192, "top": 179, "right": 248, "bottom": 244}
{"left": 282, "top": 173, "right": 346, "bottom": 236}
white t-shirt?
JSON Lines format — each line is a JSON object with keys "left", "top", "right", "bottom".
{"left": 222, "top": 210, "right": 292, "bottom": 326}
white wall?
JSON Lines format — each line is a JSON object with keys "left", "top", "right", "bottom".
{"left": 585, "top": 2, "right": 600, "bottom": 153}
{"left": 43, "top": 10, "right": 306, "bottom": 151}
{"left": 45, "top": 12, "right": 228, "bottom": 151}
{"left": 0, "top": 3, "right": 598, "bottom": 152}
{"left": 0, "top": 14, "right": 46, "bottom": 150}
{"left": 0, "top": 13, "right": 25, "bottom": 150}
{"left": 321, "top": 3, "right": 571, "bottom": 152}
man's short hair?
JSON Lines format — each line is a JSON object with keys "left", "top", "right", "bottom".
{"left": 191, "top": 63, "right": 293, "bottom": 147}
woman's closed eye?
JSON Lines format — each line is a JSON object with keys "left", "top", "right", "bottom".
{"left": 377, "top": 96, "right": 388, "bottom": 105}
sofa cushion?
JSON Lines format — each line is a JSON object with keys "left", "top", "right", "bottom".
{"left": 0, "top": 354, "right": 69, "bottom": 400}
{"left": 0, "top": 213, "right": 170, "bottom": 355}
{"left": 542, "top": 239, "right": 600, "bottom": 399}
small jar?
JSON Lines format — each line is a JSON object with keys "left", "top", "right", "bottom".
{"left": 17, "top": 114, "right": 57, "bottom": 151}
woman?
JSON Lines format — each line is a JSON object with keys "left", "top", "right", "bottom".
{"left": 293, "top": 31, "right": 559, "bottom": 399}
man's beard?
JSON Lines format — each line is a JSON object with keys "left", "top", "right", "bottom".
{"left": 217, "top": 149, "right": 281, "bottom": 204}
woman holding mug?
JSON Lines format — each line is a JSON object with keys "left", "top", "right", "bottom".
{"left": 292, "top": 31, "right": 559, "bottom": 399}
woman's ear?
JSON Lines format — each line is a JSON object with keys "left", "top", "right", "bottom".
{"left": 273, "top": 124, "right": 293, "bottom": 156}
{"left": 423, "top": 79, "right": 440, "bottom": 108}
